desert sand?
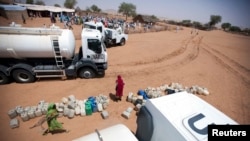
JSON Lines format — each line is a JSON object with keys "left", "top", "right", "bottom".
{"left": 0, "top": 17, "right": 249, "bottom": 141}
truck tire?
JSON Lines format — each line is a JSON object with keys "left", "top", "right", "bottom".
{"left": 0, "top": 72, "right": 9, "bottom": 85}
{"left": 12, "top": 69, "right": 35, "bottom": 83}
{"left": 78, "top": 68, "right": 96, "bottom": 79}
{"left": 120, "top": 38, "right": 126, "bottom": 46}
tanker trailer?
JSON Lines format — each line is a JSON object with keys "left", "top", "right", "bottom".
{"left": 0, "top": 26, "right": 108, "bottom": 84}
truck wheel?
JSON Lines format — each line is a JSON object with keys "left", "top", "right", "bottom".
{"left": 0, "top": 72, "right": 9, "bottom": 85}
{"left": 12, "top": 69, "right": 35, "bottom": 83}
{"left": 120, "top": 38, "right": 126, "bottom": 46}
{"left": 78, "top": 68, "right": 96, "bottom": 79}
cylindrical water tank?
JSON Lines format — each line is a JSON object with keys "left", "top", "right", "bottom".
{"left": 0, "top": 26, "right": 75, "bottom": 59}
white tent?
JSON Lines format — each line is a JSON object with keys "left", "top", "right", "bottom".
{"left": 14, "top": 3, "right": 75, "bottom": 13}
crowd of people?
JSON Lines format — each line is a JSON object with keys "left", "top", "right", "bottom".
{"left": 47, "top": 12, "right": 154, "bottom": 32}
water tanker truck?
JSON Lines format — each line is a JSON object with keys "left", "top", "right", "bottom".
{"left": 0, "top": 26, "right": 108, "bottom": 84}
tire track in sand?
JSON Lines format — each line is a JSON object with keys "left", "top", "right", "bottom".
{"left": 202, "top": 43, "right": 250, "bottom": 87}
{"left": 105, "top": 34, "right": 202, "bottom": 78}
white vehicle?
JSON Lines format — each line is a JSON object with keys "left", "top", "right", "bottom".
{"left": 73, "top": 91, "right": 238, "bottom": 141}
{"left": 83, "top": 21, "right": 106, "bottom": 40}
{"left": 83, "top": 21, "right": 128, "bottom": 47}
{"left": 104, "top": 27, "right": 128, "bottom": 47}
{"left": 72, "top": 124, "right": 138, "bottom": 141}
{"left": 135, "top": 91, "right": 238, "bottom": 141}
{"left": 0, "top": 26, "right": 108, "bottom": 84}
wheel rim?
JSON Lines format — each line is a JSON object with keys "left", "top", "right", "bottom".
{"left": 17, "top": 72, "right": 30, "bottom": 82}
{"left": 83, "top": 71, "right": 91, "bottom": 78}
{"left": 79, "top": 68, "right": 95, "bottom": 79}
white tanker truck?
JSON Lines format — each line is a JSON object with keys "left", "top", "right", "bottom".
{"left": 0, "top": 26, "right": 108, "bottom": 84}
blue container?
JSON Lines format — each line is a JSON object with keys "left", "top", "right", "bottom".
{"left": 88, "top": 96, "right": 97, "bottom": 113}
{"left": 91, "top": 103, "right": 97, "bottom": 113}
{"left": 88, "top": 96, "right": 96, "bottom": 103}
{"left": 138, "top": 90, "right": 149, "bottom": 100}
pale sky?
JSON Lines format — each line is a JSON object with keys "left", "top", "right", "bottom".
{"left": 42, "top": 0, "right": 250, "bottom": 28}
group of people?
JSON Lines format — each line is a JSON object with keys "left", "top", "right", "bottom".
{"left": 60, "top": 14, "right": 74, "bottom": 30}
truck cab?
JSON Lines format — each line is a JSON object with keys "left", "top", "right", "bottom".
{"left": 83, "top": 21, "right": 106, "bottom": 41}
{"left": 104, "top": 27, "right": 128, "bottom": 47}
{"left": 83, "top": 21, "right": 128, "bottom": 47}
{"left": 75, "top": 28, "right": 108, "bottom": 78}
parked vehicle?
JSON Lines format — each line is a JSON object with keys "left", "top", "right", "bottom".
{"left": 104, "top": 27, "right": 128, "bottom": 47}
{"left": 83, "top": 21, "right": 128, "bottom": 47}
{"left": 0, "top": 26, "right": 108, "bottom": 84}
{"left": 72, "top": 124, "right": 138, "bottom": 141}
{"left": 135, "top": 91, "right": 238, "bottom": 141}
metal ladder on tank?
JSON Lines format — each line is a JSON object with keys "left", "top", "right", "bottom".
{"left": 34, "top": 36, "right": 66, "bottom": 78}
{"left": 52, "top": 37, "right": 64, "bottom": 68}
{"left": 51, "top": 36, "right": 66, "bottom": 78}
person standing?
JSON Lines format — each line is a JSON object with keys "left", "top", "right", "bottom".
{"left": 43, "top": 103, "right": 68, "bottom": 135}
{"left": 115, "top": 75, "right": 125, "bottom": 101}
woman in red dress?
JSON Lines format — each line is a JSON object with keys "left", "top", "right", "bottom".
{"left": 115, "top": 75, "right": 125, "bottom": 101}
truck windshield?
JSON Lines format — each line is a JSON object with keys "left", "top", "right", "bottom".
{"left": 84, "top": 24, "right": 102, "bottom": 33}
{"left": 84, "top": 24, "right": 96, "bottom": 30}
{"left": 97, "top": 26, "right": 103, "bottom": 33}
{"left": 87, "top": 39, "right": 102, "bottom": 54}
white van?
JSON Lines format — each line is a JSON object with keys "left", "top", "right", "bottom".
{"left": 72, "top": 123, "right": 138, "bottom": 141}
{"left": 135, "top": 91, "right": 238, "bottom": 141}
{"left": 73, "top": 91, "right": 238, "bottom": 141}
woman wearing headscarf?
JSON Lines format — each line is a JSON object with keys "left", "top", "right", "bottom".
{"left": 115, "top": 75, "right": 125, "bottom": 101}
{"left": 43, "top": 103, "right": 68, "bottom": 135}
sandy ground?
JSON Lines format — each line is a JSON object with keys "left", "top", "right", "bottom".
{"left": 0, "top": 17, "right": 250, "bottom": 141}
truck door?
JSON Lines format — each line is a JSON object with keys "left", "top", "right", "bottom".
{"left": 86, "top": 39, "right": 107, "bottom": 63}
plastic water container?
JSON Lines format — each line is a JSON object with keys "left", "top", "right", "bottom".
{"left": 97, "top": 103, "right": 103, "bottom": 112}
{"left": 91, "top": 103, "right": 98, "bottom": 113}
{"left": 85, "top": 101, "right": 92, "bottom": 116}
{"left": 88, "top": 97, "right": 97, "bottom": 113}
{"left": 88, "top": 96, "right": 95, "bottom": 102}
{"left": 138, "top": 90, "right": 149, "bottom": 100}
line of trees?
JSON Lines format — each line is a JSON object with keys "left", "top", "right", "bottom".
{"left": 168, "top": 15, "right": 222, "bottom": 30}
{"left": 167, "top": 15, "right": 249, "bottom": 36}
{"left": 26, "top": 0, "right": 45, "bottom": 5}
{"left": 221, "top": 22, "right": 250, "bottom": 35}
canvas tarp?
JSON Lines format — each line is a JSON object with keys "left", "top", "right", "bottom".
{"left": 14, "top": 3, "right": 75, "bottom": 13}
